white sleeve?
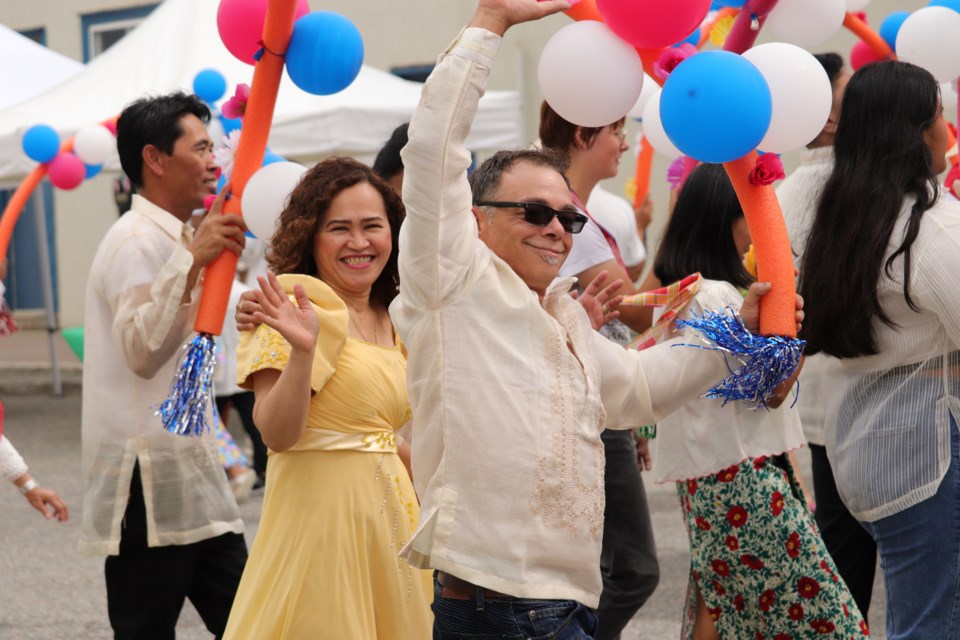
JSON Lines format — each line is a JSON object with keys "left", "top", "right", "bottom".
{"left": 99, "top": 232, "right": 199, "bottom": 380}
{"left": 0, "top": 436, "right": 28, "bottom": 483}
{"left": 597, "top": 280, "right": 742, "bottom": 429}
{"left": 397, "top": 28, "right": 502, "bottom": 310}
{"left": 558, "top": 218, "right": 616, "bottom": 278}
{"left": 914, "top": 205, "right": 960, "bottom": 351}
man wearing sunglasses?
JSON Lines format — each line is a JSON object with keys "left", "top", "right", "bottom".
{"left": 391, "top": 1, "right": 802, "bottom": 637}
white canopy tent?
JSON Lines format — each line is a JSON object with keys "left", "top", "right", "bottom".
{"left": 0, "top": 0, "right": 522, "bottom": 180}
{"left": 0, "top": 23, "right": 83, "bottom": 114}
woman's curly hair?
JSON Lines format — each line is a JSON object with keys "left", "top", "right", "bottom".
{"left": 267, "top": 157, "right": 404, "bottom": 310}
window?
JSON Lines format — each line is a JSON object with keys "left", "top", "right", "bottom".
{"left": 18, "top": 27, "right": 46, "bottom": 46}
{"left": 81, "top": 4, "right": 158, "bottom": 62}
{"left": 390, "top": 64, "right": 435, "bottom": 84}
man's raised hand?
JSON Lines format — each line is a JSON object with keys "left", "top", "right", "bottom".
{"left": 469, "top": 0, "right": 573, "bottom": 36}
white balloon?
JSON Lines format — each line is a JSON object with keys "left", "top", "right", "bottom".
{"left": 941, "top": 81, "right": 958, "bottom": 112}
{"left": 643, "top": 90, "right": 682, "bottom": 160}
{"left": 742, "top": 43, "right": 833, "bottom": 154}
{"left": 896, "top": 7, "right": 960, "bottom": 82}
{"left": 767, "top": 0, "right": 845, "bottom": 47}
{"left": 73, "top": 124, "right": 116, "bottom": 166}
{"left": 242, "top": 162, "right": 309, "bottom": 241}
{"left": 845, "top": 0, "right": 870, "bottom": 11}
{"left": 539, "top": 21, "right": 645, "bottom": 127}
{"left": 628, "top": 73, "right": 659, "bottom": 120}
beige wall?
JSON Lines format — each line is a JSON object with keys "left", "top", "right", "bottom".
{"left": 0, "top": 0, "right": 931, "bottom": 325}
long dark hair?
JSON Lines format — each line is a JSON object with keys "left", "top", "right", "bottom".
{"left": 268, "top": 157, "right": 403, "bottom": 310}
{"left": 654, "top": 163, "right": 752, "bottom": 289}
{"left": 799, "top": 61, "right": 941, "bottom": 358}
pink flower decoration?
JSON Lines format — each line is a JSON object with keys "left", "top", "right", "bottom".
{"left": 748, "top": 154, "right": 785, "bottom": 186}
{"left": 654, "top": 44, "right": 697, "bottom": 82}
{"left": 221, "top": 84, "right": 250, "bottom": 120}
{"left": 945, "top": 162, "right": 959, "bottom": 199}
{"left": 667, "top": 156, "right": 686, "bottom": 189}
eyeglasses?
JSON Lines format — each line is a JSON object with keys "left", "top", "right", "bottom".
{"left": 609, "top": 127, "right": 626, "bottom": 143}
{"left": 475, "top": 201, "right": 589, "bottom": 234}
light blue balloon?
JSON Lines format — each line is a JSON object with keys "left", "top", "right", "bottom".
{"left": 220, "top": 114, "right": 241, "bottom": 135}
{"left": 660, "top": 51, "right": 772, "bottom": 164}
{"left": 262, "top": 151, "right": 285, "bottom": 166}
{"left": 711, "top": 0, "right": 746, "bottom": 7}
{"left": 879, "top": 12, "right": 910, "bottom": 51}
{"left": 193, "top": 68, "right": 227, "bottom": 104}
{"left": 22, "top": 124, "right": 61, "bottom": 163}
{"left": 928, "top": 0, "right": 960, "bottom": 13}
{"left": 285, "top": 12, "right": 364, "bottom": 96}
{"left": 85, "top": 163, "right": 103, "bottom": 179}
{"left": 216, "top": 174, "right": 227, "bottom": 194}
{"left": 676, "top": 27, "right": 701, "bottom": 48}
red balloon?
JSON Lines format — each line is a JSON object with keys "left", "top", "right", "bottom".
{"left": 48, "top": 152, "right": 86, "bottom": 190}
{"left": 597, "top": 0, "right": 711, "bottom": 49}
{"left": 217, "top": 0, "right": 310, "bottom": 65}
{"left": 849, "top": 40, "right": 884, "bottom": 71}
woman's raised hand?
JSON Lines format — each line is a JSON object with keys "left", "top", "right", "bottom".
{"left": 254, "top": 272, "right": 320, "bottom": 353}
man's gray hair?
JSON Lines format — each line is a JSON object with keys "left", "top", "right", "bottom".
{"left": 469, "top": 148, "right": 570, "bottom": 206}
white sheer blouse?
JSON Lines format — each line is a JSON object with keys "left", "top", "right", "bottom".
{"left": 826, "top": 195, "right": 960, "bottom": 522}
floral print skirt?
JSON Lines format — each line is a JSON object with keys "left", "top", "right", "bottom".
{"left": 677, "top": 454, "right": 869, "bottom": 639}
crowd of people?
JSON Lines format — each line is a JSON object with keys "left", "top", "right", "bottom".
{"left": 4, "top": 0, "right": 960, "bottom": 638}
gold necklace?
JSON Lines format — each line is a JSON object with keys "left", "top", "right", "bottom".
{"left": 348, "top": 310, "right": 378, "bottom": 344}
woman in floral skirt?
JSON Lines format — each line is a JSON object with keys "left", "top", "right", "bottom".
{"left": 651, "top": 164, "right": 867, "bottom": 639}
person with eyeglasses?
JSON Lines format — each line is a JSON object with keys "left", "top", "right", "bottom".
{"left": 538, "top": 101, "right": 661, "bottom": 639}
{"left": 390, "top": 0, "right": 804, "bottom": 637}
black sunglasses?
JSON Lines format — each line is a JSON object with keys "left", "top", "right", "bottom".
{"left": 474, "top": 201, "right": 589, "bottom": 234}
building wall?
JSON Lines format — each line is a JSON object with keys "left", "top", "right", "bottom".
{"left": 0, "top": 0, "right": 931, "bottom": 326}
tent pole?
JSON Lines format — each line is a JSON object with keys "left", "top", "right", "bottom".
{"left": 32, "top": 191, "right": 61, "bottom": 396}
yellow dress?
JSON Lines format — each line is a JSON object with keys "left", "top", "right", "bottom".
{"left": 223, "top": 275, "right": 433, "bottom": 640}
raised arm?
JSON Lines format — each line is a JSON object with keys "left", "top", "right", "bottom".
{"left": 398, "top": 0, "right": 570, "bottom": 309}
{"left": 248, "top": 273, "right": 321, "bottom": 453}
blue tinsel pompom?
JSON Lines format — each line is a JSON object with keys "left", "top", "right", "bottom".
{"left": 157, "top": 332, "right": 218, "bottom": 436}
{"left": 675, "top": 307, "right": 805, "bottom": 408}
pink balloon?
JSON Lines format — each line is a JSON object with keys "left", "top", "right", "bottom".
{"left": 849, "top": 40, "right": 883, "bottom": 71}
{"left": 48, "top": 152, "right": 86, "bottom": 190}
{"left": 217, "top": 0, "right": 310, "bottom": 65}
{"left": 597, "top": 0, "right": 712, "bottom": 49}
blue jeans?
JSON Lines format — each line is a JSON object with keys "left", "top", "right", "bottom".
{"left": 432, "top": 573, "right": 598, "bottom": 639}
{"left": 861, "top": 416, "right": 960, "bottom": 640}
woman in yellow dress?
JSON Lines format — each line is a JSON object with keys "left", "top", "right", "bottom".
{"left": 223, "top": 157, "right": 432, "bottom": 639}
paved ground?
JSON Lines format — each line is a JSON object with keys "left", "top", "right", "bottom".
{"left": 0, "top": 330, "right": 887, "bottom": 639}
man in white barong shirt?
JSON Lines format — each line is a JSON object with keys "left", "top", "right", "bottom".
{"left": 81, "top": 92, "right": 248, "bottom": 639}
{"left": 390, "top": 1, "right": 803, "bottom": 637}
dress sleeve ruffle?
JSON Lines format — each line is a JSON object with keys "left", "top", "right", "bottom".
{"left": 236, "top": 274, "right": 349, "bottom": 394}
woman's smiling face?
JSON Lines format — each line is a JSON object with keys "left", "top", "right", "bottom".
{"left": 312, "top": 182, "right": 392, "bottom": 298}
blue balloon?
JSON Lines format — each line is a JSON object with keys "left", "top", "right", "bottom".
{"left": 193, "top": 68, "right": 228, "bottom": 104}
{"left": 262, "top": 151, "right": 285, "bottom": 166}
{"left": 22, "top": 124, "right": 61, "bottom": 163}
{"left": 928, "top": 0, "right": 960, "bottom": 12}
{"left": 245, "top": 230, "right": 257, "bottom": 239}
{"left": 879, "top": 12, "right": 910, "bottom": 51}
{"left": 220, "top": 114, "right": 241, "bottom": 135}
{"left": 216, "top": 174, "right": 227, "bottom": 194}
{"left": 660, "top": 51, "right": 772, "bottom": 164}
{"left": 711, "top": 0, "right": 746, "bottom": 7}
{"left": 676, "top": 27, "right": 701, "bottom": 48}
{"left": 285, "top": 12, "right": 364, "bottom": 96}
{"left": 85, "top": 163, "right": 103, "bottom": 179}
